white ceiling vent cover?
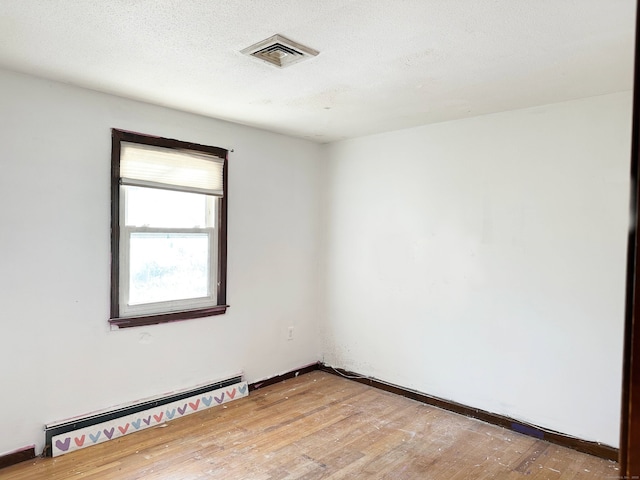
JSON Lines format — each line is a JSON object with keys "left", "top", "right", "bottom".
{"left": 241, "top": 34, "right": 319, "bottom": 68}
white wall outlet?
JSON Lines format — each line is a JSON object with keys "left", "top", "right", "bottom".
{"left": 287, "top": 326, "right": 294, "bottom": 341}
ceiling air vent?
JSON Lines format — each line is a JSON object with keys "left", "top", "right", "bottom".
{"left": 241, "top": 34, "right": 319, "bottom": 68}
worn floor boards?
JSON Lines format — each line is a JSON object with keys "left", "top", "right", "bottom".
{"left": 1, "top": 371, "right": 620, "bottom": 479}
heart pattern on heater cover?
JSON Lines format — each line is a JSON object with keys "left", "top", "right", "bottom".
{"left": 51, "top": 384, "right": 246, "bottom": 456}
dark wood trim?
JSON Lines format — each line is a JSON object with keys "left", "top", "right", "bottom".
{"left": 112, "top": 128, "right": 228, "bottom": 158}
{"left": 620, "top": 0, "right": 640, "bottom": 475}
{"left": 109, "top": 305, "right": 229, "bottom": 328}
{"left": 248, "top": 365, "right": 617, "bottom": 459}
{"left": 217, "top": 150, "right": 228, "bottom": 305}
{"left": 249, "top": 363, "right": 320, "bottom": 392}
{"left": 110, "top": 130, "right": 122, "bottom": 320}
{"left": 0, "top": 446, "right": 36, "bottom": 470}
{"left": 109, "top": 129, "right": 229, "bottom": 329}
{"left": 320, "top": 365, "right": 618, "bottom": 461}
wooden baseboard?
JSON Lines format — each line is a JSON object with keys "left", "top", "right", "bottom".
{"left": 319, "top": 364, "right": 618, "bottom": 461}
{"left": 0, "top": 446, "right": 36, "bottom": 470}
{"left": 249, "top": 363, "right": 320, "bottom": 392}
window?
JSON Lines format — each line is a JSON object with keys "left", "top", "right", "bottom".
{"left": 110, "top": 129, "right": 228, "bottom": 328}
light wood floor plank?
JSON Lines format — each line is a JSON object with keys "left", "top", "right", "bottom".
{"left": 1, "top": 371, "right": 620, "bottom": 479}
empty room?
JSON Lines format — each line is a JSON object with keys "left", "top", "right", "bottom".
{"left": 1, "top": 0, "right": 639, "bottom": 478}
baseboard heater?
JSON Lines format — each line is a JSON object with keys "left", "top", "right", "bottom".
{"left": 44, "top": 375, "right": 247, "bottom": 457}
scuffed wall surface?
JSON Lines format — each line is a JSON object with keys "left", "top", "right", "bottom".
{"left": 321, "top": 92, "right": 632, "bottom": 447}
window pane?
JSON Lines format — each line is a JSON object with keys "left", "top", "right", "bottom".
{"left": 125, "top": 186, "right": 207, "bottom": 228}
{"left": 129, "top": 232, "right": 209, "bottom": 305}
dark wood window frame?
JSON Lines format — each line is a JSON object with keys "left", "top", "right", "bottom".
{"left": 109, "top": 129, "right": 229, "bottom": 328}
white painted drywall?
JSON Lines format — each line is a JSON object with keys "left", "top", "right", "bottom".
{"left": 0, "top": 68, "right": 322, "bottom": 455}
{"left": 321, "top": 92, "right": 632, "bottom": 447}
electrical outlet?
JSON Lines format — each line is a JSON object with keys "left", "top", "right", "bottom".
{"left": 287, "top": 326, "right": 294, "bottom": 341}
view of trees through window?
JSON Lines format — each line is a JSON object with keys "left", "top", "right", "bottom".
{"left": 123, "top": 186, "right": 216, "bottom": 306}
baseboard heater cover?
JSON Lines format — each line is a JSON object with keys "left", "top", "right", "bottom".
{"left": 45, "top": 376, "right": 247, "bottom": 457}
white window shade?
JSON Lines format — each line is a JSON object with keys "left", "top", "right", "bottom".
{"left": 120, "top": 142, "right": 225, "bottom": 196}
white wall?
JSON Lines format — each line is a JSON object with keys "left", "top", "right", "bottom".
{"left": 321, "top": 92, "right": 632, "bottom": 447}
{"left": 0, "top": 69, "right": 322, "bottom": 455}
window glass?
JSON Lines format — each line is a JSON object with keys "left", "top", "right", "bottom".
{"left": 125, "top": 186, "right": 209, "bottom": 228}
{"left": 129, "top": 232, "right": 210, "bottom": 305}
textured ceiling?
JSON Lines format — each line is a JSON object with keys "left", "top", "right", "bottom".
{"left": 0, "top": 0, "right": 635, "bottom": 143}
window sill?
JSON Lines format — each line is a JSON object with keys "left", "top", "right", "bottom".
{"left": 110, "top": 305, "right": 229, "bottom": 328}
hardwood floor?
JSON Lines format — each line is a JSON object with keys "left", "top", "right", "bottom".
{"left": 1, "top": 371, "right": 620, "bottom": 479}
